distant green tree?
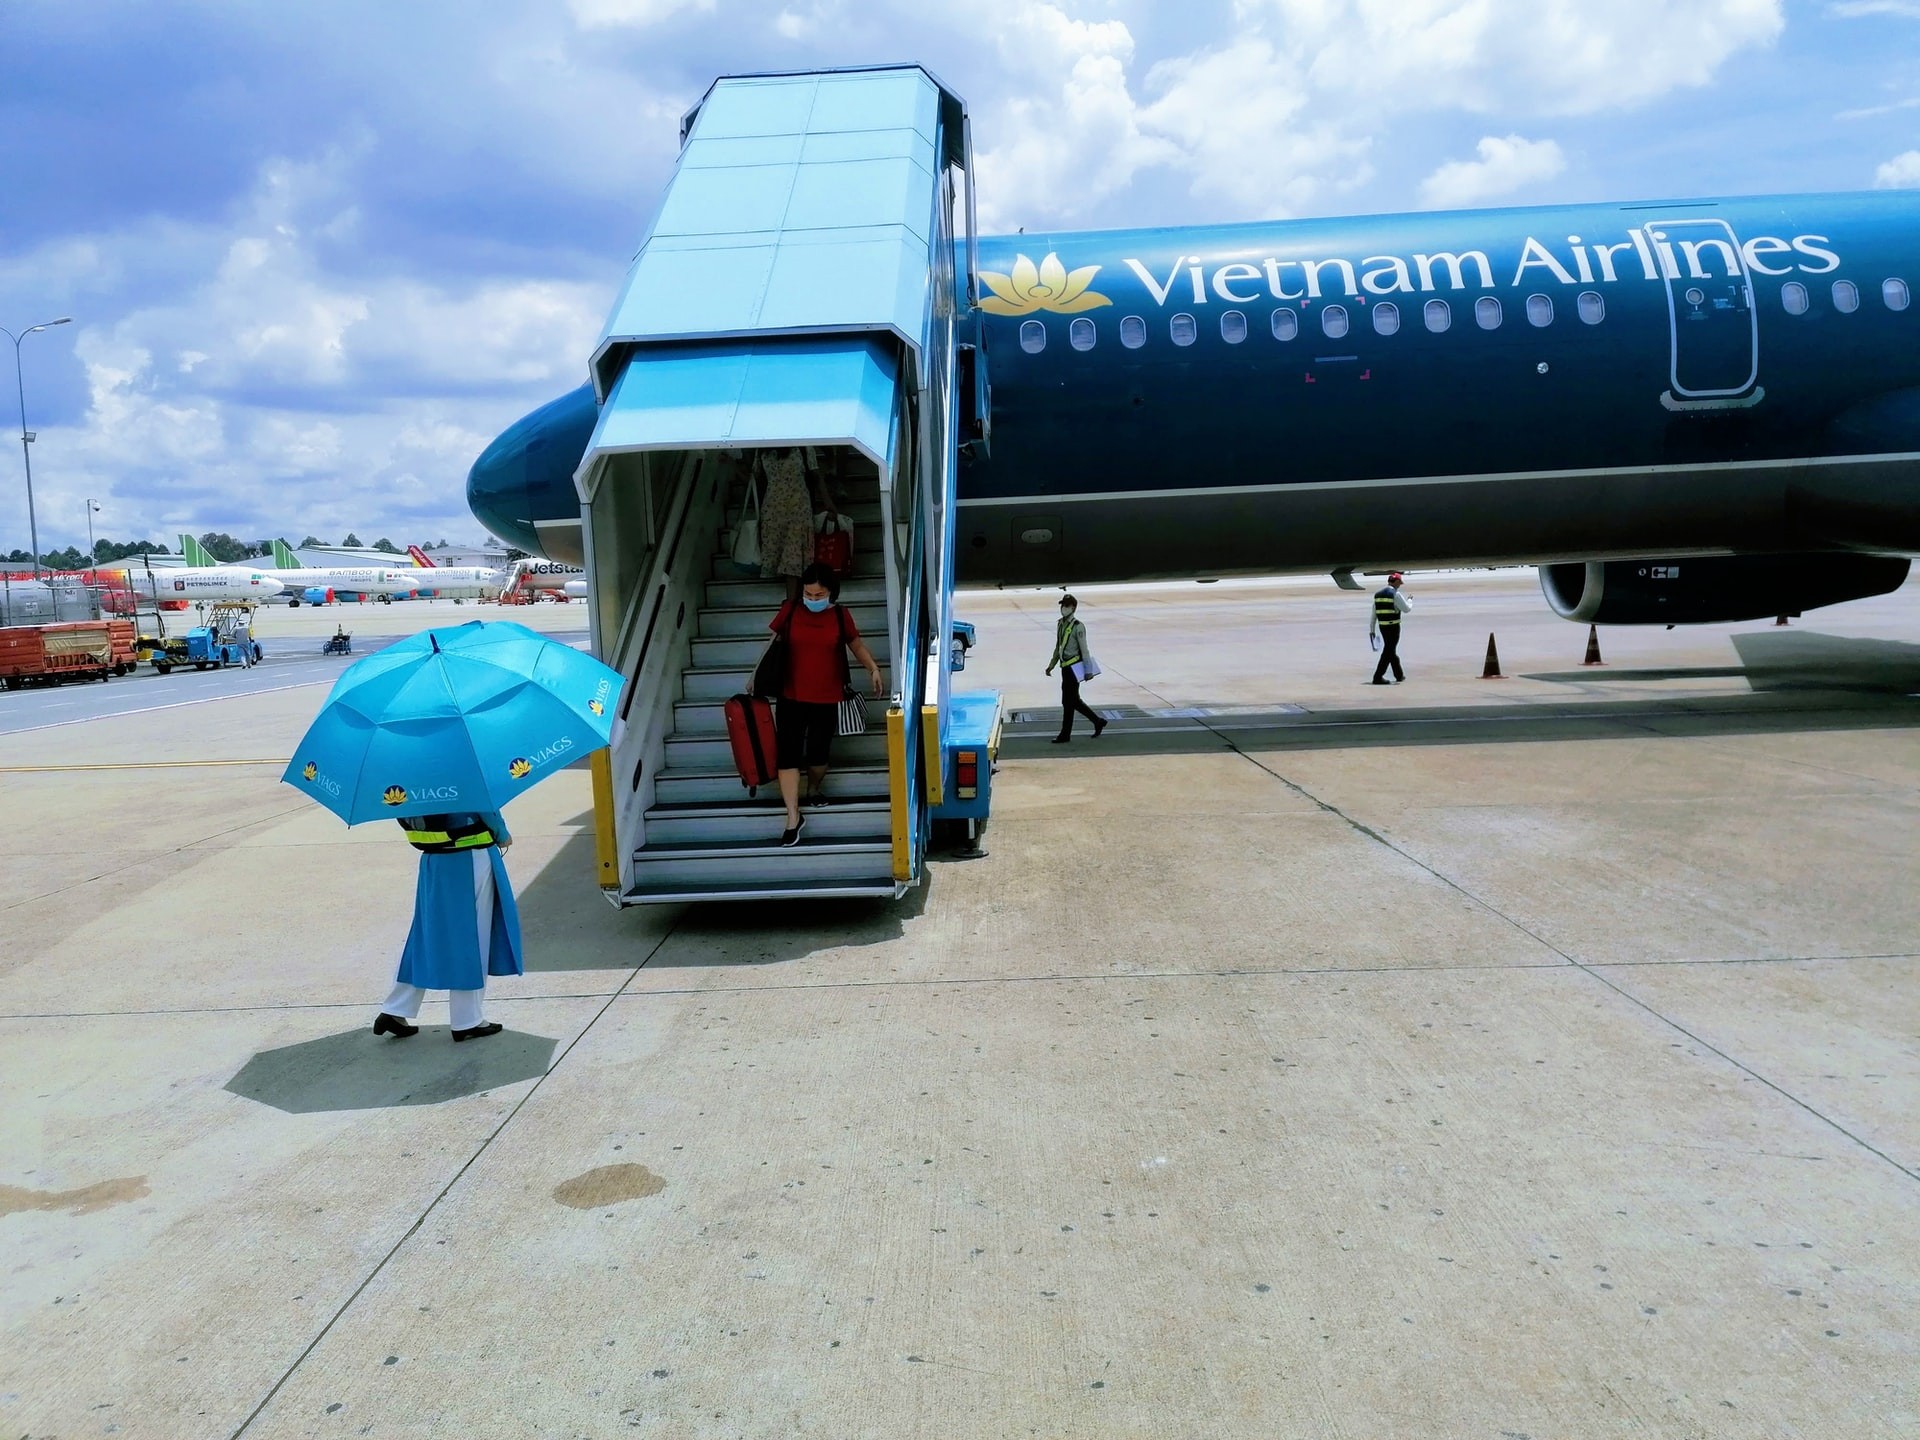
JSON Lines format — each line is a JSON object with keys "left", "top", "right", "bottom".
{"left": 341, "top": 532, "right": 363, "bottom": 548}
{"left": 4, "top": 549, "right": 31, "bottom": 563}
{"left": 298, "top": 535, "right": 327, "bottom": 549}
{"left": 197, "top": 532, "right": 251, "bottom": 563}
{"left": 91, "top": 538, "right": 163, "bottom": 563}
{"left": 371, "top": 537, "right": 402, "bottom": 554}
{"left": 42, "top": 547, "right": 87, "bottom": 571}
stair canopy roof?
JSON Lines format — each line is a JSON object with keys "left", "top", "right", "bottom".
{"left": 580, "top": 336, "right": 899, "bottom": 475}
{"left": 591, "top": 66, "right": 967, "bottom": 401}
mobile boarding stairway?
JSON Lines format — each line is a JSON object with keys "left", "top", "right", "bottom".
{"left": 574, "top": 66, "right": 1000, "bottom": 904}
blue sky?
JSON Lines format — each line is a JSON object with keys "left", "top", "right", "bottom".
{"left": 2, "top": 0, "right": 1917, "bottom": 550}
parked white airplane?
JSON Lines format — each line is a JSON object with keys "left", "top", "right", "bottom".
{"left": 177, "top": 537, "right": 422, "bottom": 603}
{"left": 111, "top": 562, "right": 284, "bottom": 602}
{"left": 403, "top": 546, "right": 508, "bottom": 598}
{"left": 507, "top": 558, "right": 586, "bottom": 595}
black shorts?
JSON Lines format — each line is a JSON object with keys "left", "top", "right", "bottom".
{"left": 776, "top": 699, "right": 837, "bottom": 769}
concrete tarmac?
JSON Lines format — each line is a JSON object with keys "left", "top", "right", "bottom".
{"left": 2, "top": 577, "right": 1917, "bottom": 1438}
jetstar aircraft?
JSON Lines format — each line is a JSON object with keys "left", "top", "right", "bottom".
{"left": 468, "top": 189, "right": 1920, "bottom": 626}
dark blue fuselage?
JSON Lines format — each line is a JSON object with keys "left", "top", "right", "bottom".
{"left": 468, "top": 191, "right": 1920, "bottom": 583}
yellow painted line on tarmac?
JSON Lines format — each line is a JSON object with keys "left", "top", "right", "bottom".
{"left": 0, "top": 759, "right": 290, "bottom": 773}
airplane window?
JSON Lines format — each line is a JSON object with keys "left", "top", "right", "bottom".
{"left": 1781, "top": 282, "right": 1809, "bottom": 316}
{"left": 1120, "top": 315, "right": 1147, "bottom": 349}
{"left": 1069, "top": 317, "right": 1096, "bottom": 351}
{"left": 1170, "top": 313, "right": 1197, "bottom": 346}
{"left": 1424, "top": 299, "right": 1451, "bottom": 333}
{"left": 1373, "top": 302, "right": 1400, "bottom": 336}
{"left": 1577, "top": 291, "right": 1605, "bottom": 324}
{"left": 1475, "top": 296, "right": 1503, "bottom": 330}
{"left": 1888, "top": 278, "right": 1912, "bottom": 312}
{"left": 1321, "top": 305, "right": 1350, "bottom": 339}
{"left": 1525, "top": 294, "right": 1554, "bottom": 327}
{"left": 1019, "top": 320, "right": 1046, "bottom": 354}
{"left": 1271, "top": 308, "right": 1299, "bottom": 341}
{"left": 1832, "top": 280, "right": 1859, "bottom": 314}
{"left": 1220, "top": 310, "right": 1248, "bottom": 344}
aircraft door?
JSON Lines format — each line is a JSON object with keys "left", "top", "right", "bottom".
{"left": 1649, "top": 218, "right": 1758, "bottom": 403}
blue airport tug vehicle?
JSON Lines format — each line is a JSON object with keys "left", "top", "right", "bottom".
{"left": 155, "top": 603, "right": 262, "bottom": 673}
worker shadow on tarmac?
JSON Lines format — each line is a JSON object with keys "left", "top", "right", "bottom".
{"left": 512, "top": 829, "right": 935, "bottom": 973}
{"left": 225, "top": 1026, "right": 559, "bottom": 1114}
{"left": 997, "top": 631, "right": 1920, "bottom": 761}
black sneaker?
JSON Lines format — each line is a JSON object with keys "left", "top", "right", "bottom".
{"left": 1092, "top": 717, "right": 1107, "bottom": 738}
{"left": 779, "top": 817, "right": 806, "bottom": 846}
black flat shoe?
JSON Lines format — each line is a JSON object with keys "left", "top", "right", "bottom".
{"left": 779, "top": 816, "right": 805, "bottom": 846}
{"left": 1370, "top": 678, "right": 1391, "bottom": 685}
{"left": 1092, "top": 718, "right": 1107, "bottom": 738}
{"left": 373, "top": 1013, "right": 418, "bottom": 1038}
{"left": 1050, "top": 736, "right": 1070, "bottom": 744}
{"left": 451, "top": 1022, "right": 503, "bottom": 1042}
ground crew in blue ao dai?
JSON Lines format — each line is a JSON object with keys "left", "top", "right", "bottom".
{"left": 1370, "top": 572, "right": 1411, "bottom": 684}
{"left": 373, "top": 810, "right": 524, "bottom": 1042}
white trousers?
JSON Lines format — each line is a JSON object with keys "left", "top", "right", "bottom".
{"left": 381, "top": 851, "right": 495, "bottom": 1029}
{"left": 383, "top": 981, "right": 485, "bottom": 1030}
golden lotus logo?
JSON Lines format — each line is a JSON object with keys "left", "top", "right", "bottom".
{"left": 980, "top": 253, "right": 1111, "bottom": 316}
{"left": 382, "top": 785, "right": 407, "bottom": 806}
{"left": 508, "top": 758, "right": 532, "bottom": 780}
{"left": 588, "top": 699, "right": 604, "bottom": 717}
{"left": 302, "top": 762, "right": 317, "bottom": 782}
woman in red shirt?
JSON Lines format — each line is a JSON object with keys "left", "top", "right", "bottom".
{"left": 764, "top": 562, "right": 884, "bottom": 846}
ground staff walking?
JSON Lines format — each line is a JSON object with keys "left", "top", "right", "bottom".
{"left": 373, "top": 810, "right": 523, "bottom": 1041}
{"left": 1370, "top": 571, "right": 1411, "bottom": 684}
{"left": 1045, "top": 593, "right": 1106, "bottom": 743}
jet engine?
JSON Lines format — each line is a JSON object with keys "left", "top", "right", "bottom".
{"left": 1539, "top": 554, "right": 1911, "bottom": 625}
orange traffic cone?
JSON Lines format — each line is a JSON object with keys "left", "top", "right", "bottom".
{"left": 1480, "top": 632, "right": 1504, "bottom": 678}
{"left": 1582, "top": 624, "right": 1604, "bottom": 666}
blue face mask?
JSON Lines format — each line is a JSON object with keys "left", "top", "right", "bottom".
{"left": 803, "top": 596, "right": 831, "bottom": 613}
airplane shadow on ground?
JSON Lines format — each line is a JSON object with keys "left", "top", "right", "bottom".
{"left": 996, "top": 631, "right": 1920, "bottom": 762}
{"left": 226, "top": 1026, "right": 559, "bottom": 1114}
{"left": 513, "top": 830, "right": 935, "bottom": 973}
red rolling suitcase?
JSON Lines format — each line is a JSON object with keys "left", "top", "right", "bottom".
{"left": 725, "top": 693, "right": 779, "bottom": 795}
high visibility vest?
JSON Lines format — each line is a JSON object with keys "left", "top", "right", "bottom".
{"left": 398, "top": 813, "right": 496, "bottom": 853}
{"left": 1373, "top": 588, "right": 1402, "bottom": 628}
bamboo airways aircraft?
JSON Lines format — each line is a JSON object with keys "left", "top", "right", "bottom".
{"left": 468, "top": 189, "right": 1920, "bottom": 626}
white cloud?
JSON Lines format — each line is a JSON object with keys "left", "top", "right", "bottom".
{"left": 24, "top": 152, "right": 609, "bottom": 546}
{"left": 567, "top": 0, "right": 714, "bottom": 28}
{"left": 972, "top": 3, "right": 1179, "bottom": 230}
{"left": 1419, "top": 135, "right": 1567, "bottom": 209}
{"left": 1875, "top": 150, "right": 1920, "bottom": 186}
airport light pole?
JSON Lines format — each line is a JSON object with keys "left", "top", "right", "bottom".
{"left": 3, "top": 316, "right": 72, "bottom": 579}
{"left": 85, "top": 498, "right": 101, "bottom": 561}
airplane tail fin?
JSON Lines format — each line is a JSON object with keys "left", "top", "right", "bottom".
{"left": 178, "top": 534, "right": 216, "bottom": 566}
{"left": 270, "top": 539, "right": 300, "bottom": 569}
{"left": 406, "top": 545, "right": 436, "bottom": 568}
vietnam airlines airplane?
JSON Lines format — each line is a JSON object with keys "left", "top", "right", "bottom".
{"left": 468, "top": 189, "right": 1920, "bottom": 626}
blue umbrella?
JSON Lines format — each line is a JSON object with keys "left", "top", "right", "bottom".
{"left": 281, "top": 620, "right": 624, "bottom": 824}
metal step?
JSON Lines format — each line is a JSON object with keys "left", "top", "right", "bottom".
{"left": 696, "top": 601, "right": 886, "bottom": 638}
{"left": 628, "top": 838, "right": 895, "bottom": 889}
{"left": 711, "top": 548, "right": 886, "bottom": 582}
{"left": 652, "top": 762, "right": 887, "bottom": 807}
{"left": 663, "top": 728, "right": 887, "bottom": 769}
{"left": 641, "top": 799, "right": 890, "bottom": 847}
{"left": 704, "top": 576, "right": 886, "bottom": 610}
{"left": 691, "top": 633, "right": 891, "bottom": 670}
{"left": 620, "top": 876, "right": 902, "bottom": 904}
{"left": 682, "top": 666, "right": 888, "bottom": 701}
{"left": 670, "top": 695, "right": 885, "bottom": 739}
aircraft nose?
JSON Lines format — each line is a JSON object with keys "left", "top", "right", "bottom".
{"left": 256, "top": 576, "right": 284, "bottom": 595}
{"left": 467, "top": 382, "right": 598, "bottom": 557}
